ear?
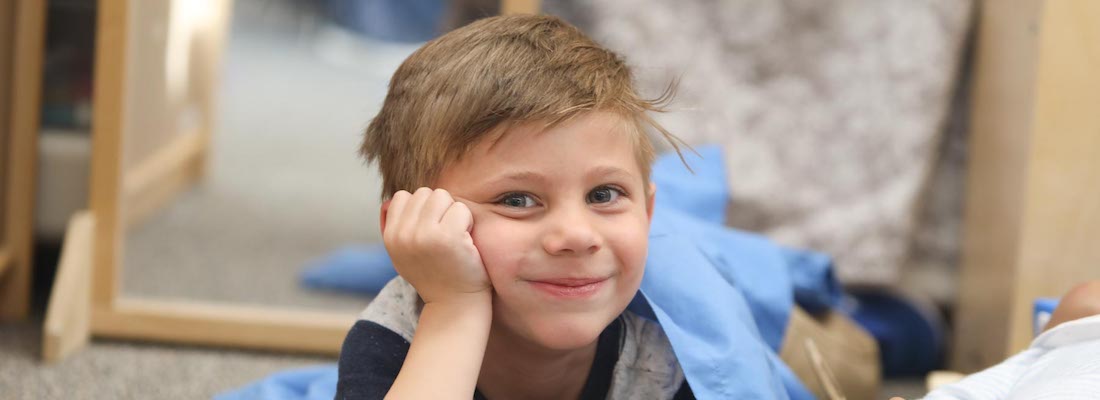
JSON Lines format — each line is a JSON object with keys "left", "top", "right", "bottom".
{"left": 646, "top": 182, "right": 656, "bottom": 222}
{"left": 379, "top": 199, "right": 392, "bottom": 235}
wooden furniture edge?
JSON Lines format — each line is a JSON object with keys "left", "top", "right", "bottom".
{"left": 950, "top": 0, "right": 1041, "bottom": 372}
{"left": 43, "top": 212, "right": 95, "bottom": 363}
{"left": 0, "top": 0, "right": 47, "bottom": 321}
{"left": 89, "top": 0, "right": 127, "bottom": 309}
{"left": 121, "top": 129, "right": 206, "bottom": 228}
{"left": 91, "top": 298, "right": 357, "bottom": 356}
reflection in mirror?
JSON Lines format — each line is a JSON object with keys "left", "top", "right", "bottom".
{"left": 121, "top": 0, "right": 422, "bottom": 312}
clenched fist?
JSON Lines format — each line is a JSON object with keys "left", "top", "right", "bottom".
{"left": 381, "top": 187, "right": 491, "bottom": 305}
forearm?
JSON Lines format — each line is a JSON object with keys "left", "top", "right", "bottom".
{"left": 385, "top": 295, "right": 492, "bottom": 399}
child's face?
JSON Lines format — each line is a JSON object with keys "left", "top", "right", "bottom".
{"left": 436, "top": 112, "right": 654, "bottom": 351}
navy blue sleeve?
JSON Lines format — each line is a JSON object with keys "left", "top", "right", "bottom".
{"left": 335, "top": 320, "right": 411, "bottom": 400}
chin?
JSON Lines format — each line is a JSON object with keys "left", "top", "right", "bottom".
{"left": 521, "top": 312, "right": 617, "bottom": 351}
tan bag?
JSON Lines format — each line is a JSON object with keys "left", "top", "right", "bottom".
{"left": 780, "top": 306, "right": 881, "bottom": 400}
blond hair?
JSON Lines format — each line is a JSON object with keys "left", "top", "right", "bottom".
{"left": 361, "top": 14, "right": 683, "bottom": 198}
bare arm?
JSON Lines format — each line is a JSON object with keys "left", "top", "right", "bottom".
{"left": 1045, "top": 281, "right": 1100, "bottom": 332}
{"left": 386, "top": 295, "right": 491, "bottom": 399}
{"left": 380, "top": 188, "right": 494, "bottom": 399}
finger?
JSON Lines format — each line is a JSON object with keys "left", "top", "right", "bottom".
{"left": 420, "top": 188, "right": 456, "bottom": 225}
{"left": 384, "top": 191, "right": 412, "bottom": 233}
{"left": 440, "top": 201, "right": 474, "bottom": 234}
{"left": 399, "top": 187, "right": 434, "bottom": 230}
{"left": 450, "top": 194, "right": 484, "bottom": 216}
{"left": 450, "top": 195, "right": 483, "bottom": 230}
{"left": 379, "top": 199, "right": 392, "bottom": 234}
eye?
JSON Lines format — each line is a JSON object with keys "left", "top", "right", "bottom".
{"left": 496, "top": 192, "right": 538, "bottom": 208}
{"left": 587, "top": 186, "right": 624, "bottom": 204}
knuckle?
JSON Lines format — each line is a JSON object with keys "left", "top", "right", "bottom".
{"left": 410, "top": 231, "right": 431, "bottom": 247}
{"left": 431, "top": 189, "right": 453, "bottom": 204}
{"left": 395, "top": 227, "right": 415, "bottom": 243}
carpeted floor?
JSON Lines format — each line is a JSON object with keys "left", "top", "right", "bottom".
{"left": 0, "top": 315, "right": 332, "bottom": 399}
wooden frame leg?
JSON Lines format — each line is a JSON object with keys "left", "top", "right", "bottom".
{"left": 42, "top": 212, "right": 95, "bottom": 363}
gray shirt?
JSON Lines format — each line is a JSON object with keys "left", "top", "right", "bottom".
{"left": 348, "top": 277, "right": 690, "bottom": 399}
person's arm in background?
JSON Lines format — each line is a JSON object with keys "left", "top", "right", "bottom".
{"left": 1044, "top": 281, "right": 1100, "bottom": 332}
{"left": 899, "top": 280, "right": 1100, "bottom": 400}
{"left": 381, "top": 188, "right": 494, "bottom": 400}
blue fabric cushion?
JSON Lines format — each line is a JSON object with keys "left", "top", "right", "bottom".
{"left": 214, "top": 365, "right": 337, "bottom": 400}
{"left": 300, "top": 244, "right": 397, "bottom": 295}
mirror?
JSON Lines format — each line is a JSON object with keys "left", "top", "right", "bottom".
{"left": 118, "top": 0, "right": 427, "bottom": 322}
{"left": 81, "top": 0, "right": 530, "bottom": 356}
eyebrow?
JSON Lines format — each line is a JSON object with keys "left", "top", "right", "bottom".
{"left": 587, "top": 165, "right": 636, "bottom": 180}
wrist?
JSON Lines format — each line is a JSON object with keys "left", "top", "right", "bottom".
{"left": 392, "top": 288, "right": 491, "bottom": 399}
{"left": 422, "top": 290, "right": 493, "bottom": 316}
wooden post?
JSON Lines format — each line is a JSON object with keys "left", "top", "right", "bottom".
{"left": 89, "top": 0, "right": 128, "bottom": 313}
{"left": 0, "top": 0, "right": 46, "bottom": 321}
{"left": 0, "top": 247, "right": 11, "bottom": 277}
{"left": 0, "top": 0, "right": 11, "bottom": 187}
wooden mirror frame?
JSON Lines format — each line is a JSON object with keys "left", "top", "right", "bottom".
{"left": 1, "top": 0, "right": 44, "bottom": 324}
{"left": 48, "top": 0, "right": 541, "bottom": 361}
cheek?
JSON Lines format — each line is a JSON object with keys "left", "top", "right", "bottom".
{"left": 606, "top": 216, "right": 649, "bottom": 278}
{"left": 622, "top": 234, "right": 649, "bottom": 272}
{"left": 470, "top": 218, "right": 531, "bottom": 281}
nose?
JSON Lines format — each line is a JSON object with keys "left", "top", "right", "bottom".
{"left": 541, "top": 205, "right": 603, "bottom": 256}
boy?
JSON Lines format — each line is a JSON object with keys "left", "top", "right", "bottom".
{"left": 336, "top": 14, "right": 690, "bottom": 399}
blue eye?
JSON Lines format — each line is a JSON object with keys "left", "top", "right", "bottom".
{"left": 587, "top": 186, "right": 623, "bottom": 204}
{"left": 498, "top": 193, "right": 538, "bottom": 208}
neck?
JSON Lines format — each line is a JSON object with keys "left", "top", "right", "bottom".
{"left": 476, "top": 322, "right": 597, "bottom": 400}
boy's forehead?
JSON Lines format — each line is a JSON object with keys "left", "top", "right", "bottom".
{"left": 438, "top": 112, "right": 648, "bottom": 185}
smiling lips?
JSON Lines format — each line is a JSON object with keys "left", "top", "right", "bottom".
{"left": 529, "top": 277, "right": 609, "bottom": 298}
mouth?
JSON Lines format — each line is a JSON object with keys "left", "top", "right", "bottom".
{"left": 528, "top": 277, "right": 609, "bottom": 299}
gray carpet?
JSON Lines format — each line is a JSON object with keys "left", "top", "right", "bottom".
{"left": 0, "top": 316, "right": 332, "bottom": 399}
